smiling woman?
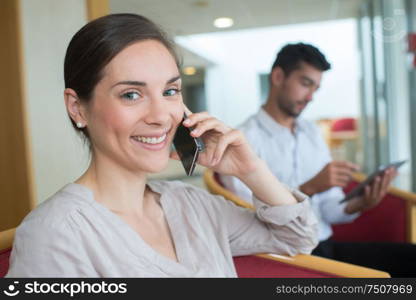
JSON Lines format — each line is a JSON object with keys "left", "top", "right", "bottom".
{"left": 65, "top": 39, "right": 183, "bottom": 174}
{"left": 6, "top": 13, "right": 318, "bottom": 277}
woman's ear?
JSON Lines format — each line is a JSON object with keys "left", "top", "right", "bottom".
{"left": 64, "top": 88, "right": 88, "bottom": 127}
{"left": 270, "top": 67, "right": 285, "bottom": 88}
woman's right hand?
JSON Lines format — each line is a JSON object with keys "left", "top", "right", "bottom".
{"left": 174, "top": 110, "right": 298, "bottom": 206}
{"left": 179, "top": 111, "right": 261, "bottom": 179}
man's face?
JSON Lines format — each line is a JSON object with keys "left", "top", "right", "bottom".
{"left": 275, "top": 62, "right": 323, "bottom": 118}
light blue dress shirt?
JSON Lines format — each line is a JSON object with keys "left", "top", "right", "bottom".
{"left": 221, "top": 108, "right": 359, "bottom": 241}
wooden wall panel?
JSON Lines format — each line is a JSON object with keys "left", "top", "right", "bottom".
{"left": 86, "top": 0, "right": 109, "bottom": 21}
{"left": 407, "top": 204, "right": 416, "bottom": 244}
{"left": 0, "top": 0, "right": 35, "bottom": 231}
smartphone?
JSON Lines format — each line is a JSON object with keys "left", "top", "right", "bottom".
{"left": 173, "top": 115, "right": 205, "bottom": 176}
{"left": 340, "top": 159, "right": 407, "bottom": 203}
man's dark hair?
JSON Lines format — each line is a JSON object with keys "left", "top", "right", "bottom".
{"left": 271, "top": 43, "right": 331, "bottom": 75}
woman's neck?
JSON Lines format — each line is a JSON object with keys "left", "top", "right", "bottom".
{"left": 76, "top": 153, "right": 152, "bottom": 217}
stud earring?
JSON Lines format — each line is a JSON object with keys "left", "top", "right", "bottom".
{"left": 76, "top": 122, "right": 84, "bottom": 128}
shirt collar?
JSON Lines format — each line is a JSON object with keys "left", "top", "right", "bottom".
{"left": 256, "top": 107, "right": 305, "bottom": 137}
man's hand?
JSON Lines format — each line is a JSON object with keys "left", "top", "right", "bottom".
{"left": 345, "top": 167, "right": 398, "bottom": 214}
{"left": 300, "top": 161, "right": 359, "bottom": 196}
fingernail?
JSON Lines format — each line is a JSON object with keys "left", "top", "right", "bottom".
{"left": 183, "top": 119, "right": 191, "bottom": 125}
{"left": 191, "top": 129, "right": 198, "bottom": 135}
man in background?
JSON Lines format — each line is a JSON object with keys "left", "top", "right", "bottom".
{"left": 221, "top": 43, "right": 416, "bottom": 277}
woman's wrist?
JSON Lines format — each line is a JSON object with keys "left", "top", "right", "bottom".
{"left": 235, "top": 158, "right": 267, "bottom": 185}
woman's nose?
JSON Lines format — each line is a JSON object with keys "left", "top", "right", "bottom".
{"left": 143, "top": 96, "right": 170, "bottom": 126}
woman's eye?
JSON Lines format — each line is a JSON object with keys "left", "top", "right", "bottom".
{"left": 121, "top": 91, "right": 140, "bottom": 101}
{"left": 163, "top": 88, "right": 181, "bottom": 97}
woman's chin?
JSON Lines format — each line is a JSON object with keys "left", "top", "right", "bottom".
{"left": 141, "top": 160, "right": 170, "bottom": 174}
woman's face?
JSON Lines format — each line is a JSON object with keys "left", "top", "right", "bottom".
{"left": 83, "top": 40, "right": 183, "bottom": 173}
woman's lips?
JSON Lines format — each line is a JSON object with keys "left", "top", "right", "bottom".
{"left": 130, "top": 133, "right": 168, "bottom": 151}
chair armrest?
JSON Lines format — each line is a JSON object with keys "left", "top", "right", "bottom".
{"left": 352, "top": 172, "right": 416, "bottom": 243}
{"left": 256, "top": 253, "right": 390, "bottom": 278}
{"left": 203, "top": 169, "right": 254, "bottom": 210}
{"left": 0, "top": 228, "right": 16, "bottom": 251}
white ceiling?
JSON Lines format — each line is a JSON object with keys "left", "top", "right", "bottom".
{"left": 110, "top": 0, "right": 364, "bottom": 69}
{"left": 110, "top": 0, "right": 364, "bottom": 36}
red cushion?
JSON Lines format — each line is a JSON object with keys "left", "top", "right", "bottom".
{"left": 233, "top": 255, "right": 339, "bottom": 278}
{"left": 331, "top": 118, "right": 356, "bottom": 132}
{"left": 0, "top": 248, "right": 11, "bottom": 278}
{"left": 332, "top": 182, "right": 407, "bottom": 242}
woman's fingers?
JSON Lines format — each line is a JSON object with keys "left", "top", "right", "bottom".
{"left": 190, "top": 118, "right": 230, "bottom": 137}
{"left": 183, "top": 111, "right": 211, "bottom": 126}
{"left": 179, "top": 111, "right": 245, "bottom": 168}
{"left": 182, "top": 112, "right": 231, "bottom": 137}
{"left": 183, "top": 106, "right": 193, "bottom": 117}
{"left": 211, "top": 129, "right": 242, "bottom": 165}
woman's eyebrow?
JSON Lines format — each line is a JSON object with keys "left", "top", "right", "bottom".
{"left": 112, "top": 80, "right": 145, "bottom": 88}
{"left": 166, "top": 75, "right": 181, "bottom": 84}
{"left": 112, "top": 75, "right": 181, "bottom": 88}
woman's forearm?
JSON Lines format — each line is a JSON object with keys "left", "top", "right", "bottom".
{"left": 237, "top": 160, "right": 298, "bottom": 206}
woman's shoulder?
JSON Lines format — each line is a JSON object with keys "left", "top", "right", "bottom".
{"left": 17, "top": 183, "right": 94, "bottom": 232}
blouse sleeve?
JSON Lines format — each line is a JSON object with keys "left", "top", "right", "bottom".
{"left": 6, "top": 219, "right": 97, "bottom": 278}
{"left": 185, "top": 184, "right": 318, "bottom": 257}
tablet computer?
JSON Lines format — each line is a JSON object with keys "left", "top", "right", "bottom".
{"left": 339, "top": 159, "right": 407, "bottom": 203}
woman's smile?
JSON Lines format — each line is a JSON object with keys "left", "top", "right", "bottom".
{"left": 130, "top": 130, "right": 171, "bottom": 151}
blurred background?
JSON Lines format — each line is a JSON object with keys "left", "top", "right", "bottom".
{"left": 1, "top": 0, "right": 416, "bottom": 231}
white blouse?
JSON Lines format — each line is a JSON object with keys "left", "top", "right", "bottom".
{"left": 6, "top": 180, "right": 317, "bottom": 277}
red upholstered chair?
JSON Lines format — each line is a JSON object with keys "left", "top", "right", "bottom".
{"left": 203, "top": 169, "right": 390, "bottom": 278}
{"left": 332, "top": 173, "right": 416, "bottom": 243}
{"left": 233, "top": 254, "right": 339, "bottom": 278}
{"left": 331, "top": 118, "right": 356, "bottom": 132}
{"left": 0, "top": 228, "right": 15, "bottom": 277}
{"left": 328, "top": 118, "right": 358, "bottom": 150}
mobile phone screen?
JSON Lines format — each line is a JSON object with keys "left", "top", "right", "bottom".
{"left": 173, "top": 120, "right": 204, "bottom": 176}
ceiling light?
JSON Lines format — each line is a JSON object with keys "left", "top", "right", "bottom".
{"left": 183, "top": 66, "right": 197, "bottom": 76}
{"left": 213, "top": 17, "right": 234, "bottom": 28}
{"left": 193, "top": 1, "right": 209, "bottom": 7}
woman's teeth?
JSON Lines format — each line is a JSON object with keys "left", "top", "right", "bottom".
{"left": 132, "top": 134, "right": 167, "bottom": 144}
